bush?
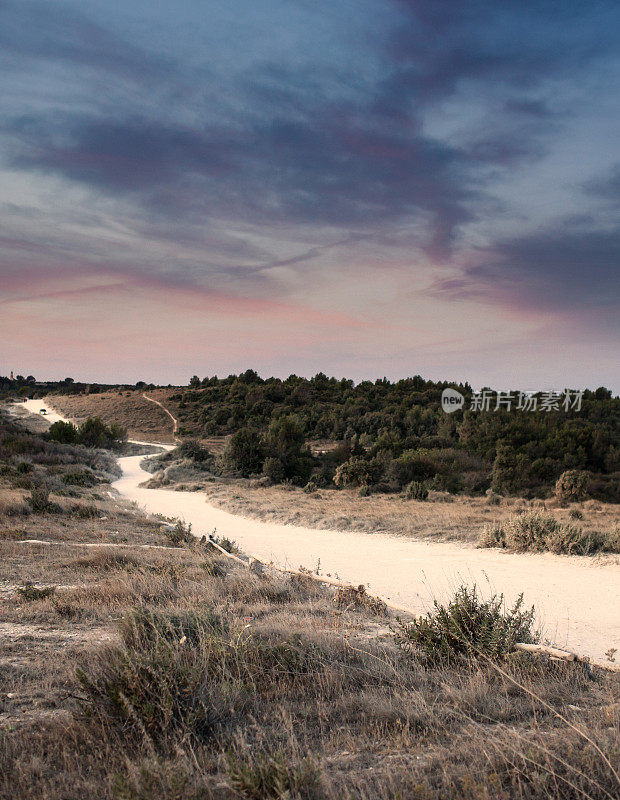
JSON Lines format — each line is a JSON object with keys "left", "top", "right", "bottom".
{"left": 387, "top": 450, "right": 436, "bottom": 487}
{"left": 333, "top": 456, "right": 382, "bottom": 488}
{"left": 555, "top": 470, "right": 591, "bottom": 503}
{"left": 62, "top": 469, "right": 96, "bottom": 487}
{"left": 17, "top": 582, "right": 56, "bottom": 601}
{"left": 226, "top": 750, "right": 321, "bottom": 800}
{"left": 164, "top": 520, "right": 193, "bottom": 546}
{"left": 76, "top": 608, "right": 227, "bottom": 750}
{"left": 77, "top": 417, "right": 126, "bottom": 449}
{"left": 404, "top": 480, "right": 428, "bottom": 501}
{"left": 479, "top": 511, "right": 607, "bottom": 555}
{"left": 396, "top": 585, "right": 538, "bottom": 665}
{"left": 263, "top": 416, "right": 312, "bottom": 484}
{"left": 176, "top": 440, "right": 211, "bottom": 464}
{"left": 262, "top": 456, "right": 286, "bottom": 484}
{"left": 28, "top": 484, "right": 54, "bottom": 513}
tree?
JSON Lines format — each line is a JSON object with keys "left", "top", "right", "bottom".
{"left": 189, "top": 375, "right": 201, "bottom": 388}
{"left": 77, "top": 418, "right": 126, "bottom": 448}
{"left": 555, "top": 470, "right": 590, "bottom": 503}
{"left": 263, "top": 414, "right": 312, "bottom": 483}
{"left": 48, "top": 420, "right": 78, "bottom": 444}
{"left": 225, "top": 427, "right": 264, "bottom": 476}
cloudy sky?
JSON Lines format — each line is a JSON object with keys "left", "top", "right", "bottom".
{"left": 1, "top": 0, "right": 619, "bottom": 388}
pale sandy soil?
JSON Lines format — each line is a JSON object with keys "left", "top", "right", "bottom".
{"left": 20, "top": 398, "right": 620, "bottom": 664}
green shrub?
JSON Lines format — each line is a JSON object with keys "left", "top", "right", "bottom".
{"left": 569, "top": 508, "right": 584, "bottom": 520}
{"left": 16, "top": 461, "right": 33, "bottom": 474}
{"left": 388, "top": 450, "right": 436, "bottom": 487}
{"left": 76, "top": 609, "right": 331, "bottom": 754}
{"left": 478, "top": 520, "right": 506, "bottom": 548}
{"left": 486, "top": 490, "right": 502, "bottom": 506}
{"left": 263, "top": 416, "right": 312, "bottom": 484}
{"left": 176, "top": 440, "right": 211, "bottom": 464}
{"left": 396, "top": 585, "right": 538, "bottom": 665}
{"left": 76, "top": 608, "right": 227, "bottom": 750}
{"left": 404, "top": 480, "right": 428, "bottom": 501}
{"left": 70, "top": 503, "right": 99, "bottom": 519}
{"left": 70, "top": 417, "right": 127, "bottom": 449}
{"left": 262, "top": 456, "right": 286, "bottom": 483}
{"left": 333, "top": 456, "right": 382, "bottom": 488}
{"left": 555, "top": 470, "right": 591, "bottom": 503}
{"left": 48, "top": 420, "right": 78, "bottom": 444}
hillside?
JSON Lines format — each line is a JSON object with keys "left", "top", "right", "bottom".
{"left": 49, "top": 389, "right": 177, "bottom": 443}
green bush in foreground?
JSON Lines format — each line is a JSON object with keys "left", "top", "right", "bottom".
{"left": 479, "top": 511, "right": 611, "bottom": 554}
{"left": 396, "top": 585, "right": 537, "bottom": 665}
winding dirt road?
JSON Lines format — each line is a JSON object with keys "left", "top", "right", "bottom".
{"left": 15, "top": 397, "right": 620, "bottom": 664}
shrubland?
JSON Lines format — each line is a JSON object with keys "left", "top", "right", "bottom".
{"left": 168, "top": 374, "right": 619, "bottom": 500}
{"left": 1, "top": 407, "right": 620, "bottom": 799}
{"left": 4, "top": 371, "right": 617, "bottom": 500}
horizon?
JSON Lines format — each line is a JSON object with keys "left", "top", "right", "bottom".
{"left": 3, "top": 369, "right": 617, "bottom": 397}
{"left": 1, "top": 1, "right": 619, "bottom": 391}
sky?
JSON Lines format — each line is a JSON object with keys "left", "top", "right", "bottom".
{"left": 1, "top": 0, "right": 619, "bottom": 389}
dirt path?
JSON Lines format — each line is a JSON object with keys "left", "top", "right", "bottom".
{"left": 14, "top": 398, "right": 620, "bottom": 664}
{"left": 142, "top": 393, "right": 179, "bottom": 438}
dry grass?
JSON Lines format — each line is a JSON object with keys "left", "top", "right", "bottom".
{"left": 194, "top": 480, "right": 620, "bottom": 544}
{"left": 2, "top": 412, "right": 620, "bottom": 799}
{"left": 2, "top": 487, "right": 620, "bottom": 800}
{"left": 49, "top": 391, "right": 177, "bottom": 442}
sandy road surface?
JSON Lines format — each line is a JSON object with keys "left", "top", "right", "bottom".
{"left": 12, "top": 398, "right": 620, "bottom": 663}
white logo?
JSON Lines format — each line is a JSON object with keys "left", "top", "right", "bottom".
{"left": 441, "top": 388, "right": 464, "bottom": 413}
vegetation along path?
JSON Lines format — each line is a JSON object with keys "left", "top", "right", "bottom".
{"left": 24, "top": 398, "right": 620, "bottom": 665}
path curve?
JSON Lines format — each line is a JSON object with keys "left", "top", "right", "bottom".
{"left": 142, "top": 393, "right": 179, "bottom": 439}
{"left": 13, "top": 398, "right": 620, "bottom": 664}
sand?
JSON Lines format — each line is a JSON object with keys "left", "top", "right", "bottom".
{"left": 17, "top": 397, "right": 620, "bottom": 664}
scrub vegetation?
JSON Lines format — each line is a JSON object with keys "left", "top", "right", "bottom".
{"left": 1, "top": 410, "right": 620, "bottom": 799}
